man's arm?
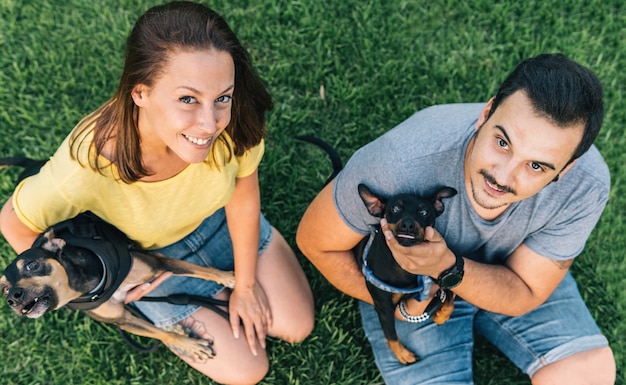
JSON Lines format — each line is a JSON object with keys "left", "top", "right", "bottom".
{"left": 383, "top": 224, "right": 570, "bottom": 316}
{"left": 296, "top": 181, "right": 374, "bottom": 305}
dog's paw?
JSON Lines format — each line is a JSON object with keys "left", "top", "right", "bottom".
{"left": 388, "top": 340, "right": 420, "bottom": 365}
{"left": 432, "top": 292, "right": 455, "bottom": 325}
{"left": 220, "top": 271, "right": 235, "bottom": 289}
{"left": 169, "top": 336, "right": 216, "bottom": 362}
{"left": 225, "top": 275, "right": 235, "bottom": 289}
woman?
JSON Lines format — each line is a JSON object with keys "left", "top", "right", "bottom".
{"left": 0, "top": 2, "right": 314, "bottom": 383}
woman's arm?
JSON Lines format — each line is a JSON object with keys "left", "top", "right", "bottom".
{"left": 0, "top": 196, "right": 40, "bottom": 253}
{"left": 224, "top": 169, "right": 270, "bottom": 356}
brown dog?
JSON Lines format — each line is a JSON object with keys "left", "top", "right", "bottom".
{"left": 1, "top": 213, "right": 234, "bottom": 361}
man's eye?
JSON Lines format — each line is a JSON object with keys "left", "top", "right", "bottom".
{"left": 497, "top": 138, "right": 508, "bottom": 148}
{"left": 179, "top": 96, "right": 197, "bottom": 104}
{"left": 530, "top": 162, "right": 544, "bottom": 172}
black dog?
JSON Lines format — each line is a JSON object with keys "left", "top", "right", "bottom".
{"left": 354, "top": 184, "right": 457, "bottom": 364}
{"left": 295, "top": 136, "right": 458, "bottom": 364}
{"left": 0, "top": 157, "right": 235, "bottom": 361}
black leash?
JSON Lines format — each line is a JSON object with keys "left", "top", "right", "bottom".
{"left": 138, "top": 294, "right": 230, "bottom": 320}
{"left": 119, "top": 294, "right": 230, "bottom": 354}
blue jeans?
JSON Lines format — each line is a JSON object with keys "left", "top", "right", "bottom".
{"left": 360, "top": 273, "right": 608, "bottom": 384}
{"left": 132, "top": 208, "right": 273, "bottom": 327}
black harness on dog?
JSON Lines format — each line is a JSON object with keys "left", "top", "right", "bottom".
{"left": 32, "top": 212, "right": 134, "bottom": 311}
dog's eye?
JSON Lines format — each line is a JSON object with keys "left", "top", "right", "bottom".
{"left": 25, "top": 261, "right": 38, "bottom": 271}
{"left": 391, "top": 205, "right": 402, "bottom": 214}
{"left": 419, "top": 209, "right": 429, "bottom": 217}
{"left": 2, "top": 286, "right": 8, "bottom": 296}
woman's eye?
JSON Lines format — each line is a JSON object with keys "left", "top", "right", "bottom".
{"left": 216, "top": 95, "right": 232, "bottom": 103}
{"left": 497, "top": 137, "right": 508, "bottom": 149}
{"left": 179, "top": 96, "right": 197, "bottom": 104}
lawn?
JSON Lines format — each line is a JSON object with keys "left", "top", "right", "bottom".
{"left": 0, "top": 0, "right": 624, "bottom": 384}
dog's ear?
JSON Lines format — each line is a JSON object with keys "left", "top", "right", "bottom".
{"left": 40, "top": 229, "right": 66, "bottom": 253}
{"left": 432, "top": 187, "right": 458, "bottom": 216}
{"left": 358, "top": 184, "right": 387, "bottom": 217}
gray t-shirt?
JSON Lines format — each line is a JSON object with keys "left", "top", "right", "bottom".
{"left": 334, "top": 103, "right": 610, "bottom": 264}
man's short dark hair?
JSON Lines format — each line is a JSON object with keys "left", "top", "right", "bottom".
{"left": 488, "top": 53, "right": 604, "bottom": 162}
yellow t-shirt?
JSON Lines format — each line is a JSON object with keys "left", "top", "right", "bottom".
{"left": 13, "top": 130, "right": 264, "bottom": 250}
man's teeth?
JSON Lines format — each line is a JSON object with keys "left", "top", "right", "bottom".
{"left": 185, "top": 135, "right": 210, "bottom": 146}
{"left": 487, "top": 180, "right": 502, "bottom": 191}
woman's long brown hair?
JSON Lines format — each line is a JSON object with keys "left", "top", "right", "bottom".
{"left": 70, "top": 1, "right": 273, "bottom": 183}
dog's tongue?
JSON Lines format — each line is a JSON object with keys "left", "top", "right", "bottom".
{"left": 396, "top": 234, "right": 415, "bottom": 240}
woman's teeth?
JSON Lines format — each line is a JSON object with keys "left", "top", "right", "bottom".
{"left": 184, "top": 135, "right": 211, "bottom": 146}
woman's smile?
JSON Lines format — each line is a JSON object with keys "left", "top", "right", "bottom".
{"left": 182, "top": 133, "right": 213, "bottom": 147}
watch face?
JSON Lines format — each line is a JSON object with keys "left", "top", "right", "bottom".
{"left": 441, "top": 274, "right": 462, "bottom": 288}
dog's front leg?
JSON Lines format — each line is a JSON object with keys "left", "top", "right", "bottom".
{"left": 368, "top": 285, "right": 419, "bottom": 365}
{"left": 132, "top": 252, "right": 235, "bottom": 289}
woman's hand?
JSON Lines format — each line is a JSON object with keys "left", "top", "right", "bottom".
{"left": 228, "top": 282, "right": 272, "bottom": 356}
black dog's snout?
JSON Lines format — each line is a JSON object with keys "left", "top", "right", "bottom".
{"left": 7, "top": 287, "right": 24, "bottom": 306}
{"left": 399, "top": 220, "right": 416, "bottom": 232}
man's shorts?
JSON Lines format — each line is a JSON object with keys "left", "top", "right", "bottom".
{"left": 132, "top": 208, "right": 273, "bottom": 327}
{"left": 359, "top": 273, "right": 609, "bottom": 384}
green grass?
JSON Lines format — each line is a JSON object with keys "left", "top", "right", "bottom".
{"left": 1, "top": 0, "right": 624, "bottom": 384}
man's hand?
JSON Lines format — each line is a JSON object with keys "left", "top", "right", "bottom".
{"left": 124, "top": 271, "right": 173, "bottom": 304}
{"left": 380, "top": 218, "right": 456, "bottom": 278}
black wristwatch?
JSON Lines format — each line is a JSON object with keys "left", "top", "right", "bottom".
{"left": 436, "top": 254, "right": 464, "bottom": 289}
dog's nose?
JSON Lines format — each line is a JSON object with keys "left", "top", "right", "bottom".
{"left": 399, "top": 220, "right": 415, "bottom": 232}
{"left": 7, "top": 287, "right": 23, "bottom": 306}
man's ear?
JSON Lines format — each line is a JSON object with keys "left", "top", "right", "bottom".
{"left": 131, "top": 84, "right": 149, "bottom": 107}
{"left": 476, "top": 97, "right": 495, "bottom": 130}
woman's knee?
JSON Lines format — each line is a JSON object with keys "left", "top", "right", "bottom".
{"left": 280, "top": 312, "right": 315, "bottom": 343}
{"left": 173, "top": 308, "right": 270, "bottom": 384}
{"left": 182, "top": 352, "right": 268, "bottom": 385}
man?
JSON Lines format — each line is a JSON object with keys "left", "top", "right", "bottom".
{"left": 296, "top": 53, "right": 616, "bottom": 384}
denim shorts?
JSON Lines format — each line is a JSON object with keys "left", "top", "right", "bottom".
{"left": 132, "top": 208, "right": 273, "bottom": 327}
{"left": 359, "top": 273, "right": 609, "bottom": 384}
